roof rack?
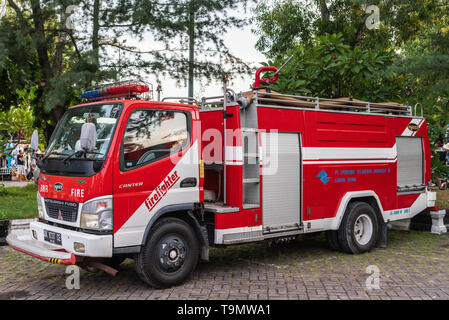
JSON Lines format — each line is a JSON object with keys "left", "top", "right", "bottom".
{"left": 199, "top": 89, "right": 422, "bottom": 118}
{"left": 198, "top": 66, "right": 422, "bottom": 117}
{"left": 251, "top": 90, "right": 418, "bottom": 117}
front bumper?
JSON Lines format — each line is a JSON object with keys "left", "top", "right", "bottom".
{"left": 7, "top": 232, "right": 76, "bottom": 265}
{"left": 7, "top": 221, "right": 113, "bottom": 264}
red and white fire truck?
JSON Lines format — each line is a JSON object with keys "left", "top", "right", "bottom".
{"left": 7, "top": 68, "right": 436, "bottom": 288}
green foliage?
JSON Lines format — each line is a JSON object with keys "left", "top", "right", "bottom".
{"left": 431, "top": 152, "right": 449, "bottom": 179}
{"left": 253, "top": 0, "right": 316, "bottom": 58}
{"left": 268, "top": 33, "right": 401, "bottom": 101}
{"left": 254, "top": 0, "right": 444, "bottom": 58}
{"left": 0, "top": 87, "right": 45, "bottom": 155}
{"left": 0, "top": 0, "right": 131, "bottom": 141}
{"left": 0, "top": 87, "right": 36, "bottom": 138}
{"left": 388, "top": 10, "right": 449, "bottom": 144}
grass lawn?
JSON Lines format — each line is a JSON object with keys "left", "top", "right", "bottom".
{"left": 0, "top": 184, "right": 38, "bottom": 220}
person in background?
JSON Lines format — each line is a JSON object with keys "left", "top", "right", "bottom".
{"left": 17, "top": 149, "right": 26, "bottom": 181}
{"left": 0, "top": 155, "right": 6, "bottom": 168}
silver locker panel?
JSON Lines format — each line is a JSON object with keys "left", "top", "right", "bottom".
{"left": 261, "top": 132, "right": 301, "bottom": 232}
{"left": 396, "top": 137, "right": 424, "bottom": 187}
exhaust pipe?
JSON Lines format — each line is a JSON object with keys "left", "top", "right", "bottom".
{"left": 77, "top": 258, "right": 119, "bottom": 277}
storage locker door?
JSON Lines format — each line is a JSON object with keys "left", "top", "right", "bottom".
{"left": 396, "top": 137, "right": 424, "bottom": 188}
{"left": 261, "top": 132, "right": 301, "bottom": 233}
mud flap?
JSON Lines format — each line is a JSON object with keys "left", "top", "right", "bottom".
{"left": 375, "top": 219, "right": 388, "bottom": 249}
{"left": 188, "top": 212, "right": 210, "bottom": 261}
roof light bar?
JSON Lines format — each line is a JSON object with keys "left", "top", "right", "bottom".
{"left": 82, "top": 80, "right": 153, "bottom": 101}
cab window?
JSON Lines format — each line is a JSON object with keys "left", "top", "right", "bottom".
{"left": 121, "top": 109, "right": 190, "bottom": 170}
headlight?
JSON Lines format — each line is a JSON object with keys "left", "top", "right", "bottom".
{"left": 37, "top": 192, "right": 45, "bottom": 218}
{"left": 80, "top": 197, "right": 113, "bottom": 231}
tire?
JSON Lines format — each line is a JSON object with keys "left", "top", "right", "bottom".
{"left": 135, "top": 217, "right": 199, "bottom": 288}
{"left": 325, "top": 230, "right": 342, "bottom": 251}
{"left": 337, "top": 201, "right": 379, "bottom": 254}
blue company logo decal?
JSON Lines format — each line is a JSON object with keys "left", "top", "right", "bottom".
{"left": 389, "top": 208, "right": 410, "bottom": 216}
{"left": 317, "top": 170, "right": 332, "bottom": 185}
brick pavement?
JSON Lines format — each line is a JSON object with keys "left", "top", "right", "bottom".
{"left": 1, "top": 230, "right": 449, "bottom": 300}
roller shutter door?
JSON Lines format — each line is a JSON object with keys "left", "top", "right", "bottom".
{"left": 261, "top": 132, "right": 301, "bottom": 232}
{"left": 396, "top": 137, "right": 424, "bottom": 189}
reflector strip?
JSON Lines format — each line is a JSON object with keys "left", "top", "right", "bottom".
{"left": 48, "top": 258, "right": 62, "bottom": 264}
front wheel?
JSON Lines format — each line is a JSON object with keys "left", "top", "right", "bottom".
{"left": 135, "top": 217, "right": 199, "bottom": 288}
{"left": 338, "top": 202, "right": 379, "bottom": 254}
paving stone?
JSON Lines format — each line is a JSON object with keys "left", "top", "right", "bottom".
{"left": 2, "top": 230, "right": 449, "bottom": 300}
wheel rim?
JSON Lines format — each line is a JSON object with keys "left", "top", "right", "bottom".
{"left": 353, "top": 214, "right": 373, "bottom": 246}
{"left": 156, "top": 235, "right": 187, "bottom": 273}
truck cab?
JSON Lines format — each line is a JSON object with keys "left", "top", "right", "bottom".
{"left": 7, "top": 82, "right": 205, "bottom": 288}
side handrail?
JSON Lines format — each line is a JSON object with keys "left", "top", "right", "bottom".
{"left": 414, "top": 103, "right": 423, "bottom": 117}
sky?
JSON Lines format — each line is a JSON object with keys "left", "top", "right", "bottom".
{"left": 157, "top": 25, "right": 266, "bottom": 99}
{"left": 108, "top": 6, "right": 267, "bottom": 100}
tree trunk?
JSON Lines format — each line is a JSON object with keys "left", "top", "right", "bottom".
{"left": 319, "top": 0, "right": 330, "bottom": 21}
{"left": 92, "top": 0, "right": 100, "bottom": 68}
{"left": 30, "top": 0, "right": 52, "bottom": 83}
{"left": 188, "top": 0, "right": 195, "bottom": 100}
{"left": 53, "top": 6, "right": 67, "bottom": 75}
{"left": 31, "top": 0, "right": 65, "bottom": 140}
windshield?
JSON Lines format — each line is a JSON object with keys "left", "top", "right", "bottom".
{"left": 45, "top": 103, "right": 122, "bottom": 160}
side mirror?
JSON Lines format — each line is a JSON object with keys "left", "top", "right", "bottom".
{"left": 80, "top": 123, "right": 97, "bottom": 151}
{"left": 31, "top": 130, "right": 39, "bottom": 151}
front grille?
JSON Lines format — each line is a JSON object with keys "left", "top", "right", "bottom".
{"left": 44, "top": 198, "right": 79, "bottom": 223}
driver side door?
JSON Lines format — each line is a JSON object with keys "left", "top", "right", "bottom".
{"left": 112, "top": 104, "right": 198, "bottom": 248}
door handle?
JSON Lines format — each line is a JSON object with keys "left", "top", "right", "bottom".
{"left": 180, "top": 177, "right": 197, "bottom": 188}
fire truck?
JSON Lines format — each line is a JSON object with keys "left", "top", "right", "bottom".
{"left": 7, "top": 67, "right": 436, "bottom": 288}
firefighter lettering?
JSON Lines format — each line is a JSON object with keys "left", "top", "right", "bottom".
{"left": 144, "top": 171, "right": 180, "bottom": 212}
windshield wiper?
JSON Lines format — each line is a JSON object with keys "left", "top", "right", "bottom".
{"left": 63, "top": 150, "right": 103, "bottom": 163}
{"left": 42, "top": 151, "right": 66, "bottom": 161}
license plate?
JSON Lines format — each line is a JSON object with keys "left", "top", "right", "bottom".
{"left": 43, "top": 230, "right": 62, "bottom": 246}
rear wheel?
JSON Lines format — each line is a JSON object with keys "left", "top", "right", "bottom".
{"left": 338, "top": 202, "right": 379, "bottom": 254}
{"left": 135, "top": 217, "right": 199, "bottom": 288}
